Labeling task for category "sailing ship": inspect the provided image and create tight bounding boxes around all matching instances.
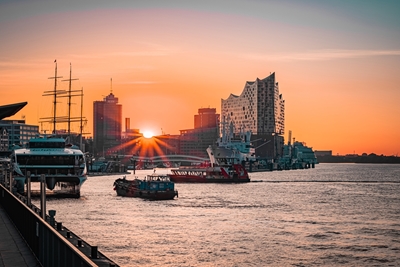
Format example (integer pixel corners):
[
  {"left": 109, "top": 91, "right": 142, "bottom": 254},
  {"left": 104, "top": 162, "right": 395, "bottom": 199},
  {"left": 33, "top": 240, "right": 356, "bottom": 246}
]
[{"left": 10, "top": 61, "right": 88, "bottom": 197}]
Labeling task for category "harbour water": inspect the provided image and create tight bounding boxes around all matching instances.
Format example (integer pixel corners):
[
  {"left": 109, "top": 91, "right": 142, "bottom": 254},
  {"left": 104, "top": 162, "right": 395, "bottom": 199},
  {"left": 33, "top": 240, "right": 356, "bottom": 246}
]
[{"left": 33, "top": 164, "right": 400, "bottom": 266}]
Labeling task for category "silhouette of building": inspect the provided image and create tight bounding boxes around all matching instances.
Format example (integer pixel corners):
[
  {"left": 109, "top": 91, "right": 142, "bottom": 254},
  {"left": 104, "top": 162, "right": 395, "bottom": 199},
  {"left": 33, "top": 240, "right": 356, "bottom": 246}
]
[
  {"left": 179, "top": 108, "right": 220, "bottom": 157},
  {"left": 194, "top": 108, "right": 219, "bottom": 129},
  {"left": 93, "top": 93, "right": 122, "bottom": 156}
]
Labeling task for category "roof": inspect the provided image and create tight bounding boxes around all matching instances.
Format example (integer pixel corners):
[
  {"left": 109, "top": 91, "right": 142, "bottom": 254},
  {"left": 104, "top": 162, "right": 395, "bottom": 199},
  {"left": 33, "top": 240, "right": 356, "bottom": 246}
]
[{"left": 0, "top": 102, "right": 27, "bottom": 120}]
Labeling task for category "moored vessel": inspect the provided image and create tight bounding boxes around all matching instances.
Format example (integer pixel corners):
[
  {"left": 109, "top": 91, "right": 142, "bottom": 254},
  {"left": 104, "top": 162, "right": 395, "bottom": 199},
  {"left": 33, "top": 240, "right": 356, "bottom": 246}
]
[
  {"left": 11, "top": 135, "right": 87, "bottom": 197},
  {"left": 113, "top": 174, "right": 178, "bottom": 200},
  {"left": 169, "top": 146, "right": 250, "bottom": 183}
]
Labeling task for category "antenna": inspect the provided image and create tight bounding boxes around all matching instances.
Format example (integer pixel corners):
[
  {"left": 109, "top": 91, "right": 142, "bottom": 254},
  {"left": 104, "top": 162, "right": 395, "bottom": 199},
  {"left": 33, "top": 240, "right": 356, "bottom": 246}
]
[{"left": 110, "top": 78, "right": 113, "bottom": 94}]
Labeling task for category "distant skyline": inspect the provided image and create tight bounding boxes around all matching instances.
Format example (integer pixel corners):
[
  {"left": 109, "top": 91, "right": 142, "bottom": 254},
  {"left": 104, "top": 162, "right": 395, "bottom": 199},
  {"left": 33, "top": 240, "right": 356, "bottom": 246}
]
[{"left": 1, "top": 0, "right": 399, "bottom": 155}]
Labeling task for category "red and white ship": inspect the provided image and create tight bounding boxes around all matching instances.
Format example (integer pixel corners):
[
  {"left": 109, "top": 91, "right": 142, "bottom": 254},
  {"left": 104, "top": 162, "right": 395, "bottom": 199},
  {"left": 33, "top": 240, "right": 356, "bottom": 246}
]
[{"left": 169, "top": 146, "right": 250, "bottom": 183}]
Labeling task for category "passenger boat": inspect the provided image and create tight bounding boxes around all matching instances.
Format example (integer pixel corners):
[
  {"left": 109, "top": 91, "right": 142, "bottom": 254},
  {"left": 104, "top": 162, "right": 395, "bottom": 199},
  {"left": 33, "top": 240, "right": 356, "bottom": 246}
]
[
  {"left": 113, "top": 174, "right": 178, "bottom": 200},
  {"left": 169, "top": 146, "right": 250, "bottom": 183},
  {"left": 11, "top": 135, "right": 87, "bottom": 197}
]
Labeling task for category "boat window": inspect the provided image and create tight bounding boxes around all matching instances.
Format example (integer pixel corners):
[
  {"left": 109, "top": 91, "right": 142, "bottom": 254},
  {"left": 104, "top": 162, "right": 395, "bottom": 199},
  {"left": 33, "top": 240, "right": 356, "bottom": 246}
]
[
  {"left": 16, "top": 155, "right": 76, "bottom": 165},
  {"left": 29, "top": 141, "right": 65, "bottom": 148}
]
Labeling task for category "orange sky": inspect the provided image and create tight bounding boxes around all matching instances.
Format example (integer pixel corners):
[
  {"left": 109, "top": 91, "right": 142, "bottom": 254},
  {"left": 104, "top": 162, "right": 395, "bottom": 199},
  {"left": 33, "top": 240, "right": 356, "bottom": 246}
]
[{"left": 1, "top": 1, "right": 400, "bottom": 155}]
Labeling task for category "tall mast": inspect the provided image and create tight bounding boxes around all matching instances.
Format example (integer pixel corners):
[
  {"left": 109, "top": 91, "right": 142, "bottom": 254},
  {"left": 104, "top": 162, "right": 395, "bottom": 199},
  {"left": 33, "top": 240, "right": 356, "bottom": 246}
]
[
  {"left": 62, "top": 63, "right": 79, "bottom": 138},
  {"left": 80, "top": 87, "right": 84, "bottom": 151},
  {"left": 47, "top": 60, "right": 63, "bottom": 134}
]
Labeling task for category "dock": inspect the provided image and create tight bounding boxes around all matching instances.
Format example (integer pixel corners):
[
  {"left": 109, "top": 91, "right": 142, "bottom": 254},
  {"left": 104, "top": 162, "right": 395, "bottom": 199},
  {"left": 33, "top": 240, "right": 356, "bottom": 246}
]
[
  {"left": 0, "top": 179, "right": 120, "bottom": 267},
  {"left": 0, "top": 205, "right": 40, "bottom": 266}
]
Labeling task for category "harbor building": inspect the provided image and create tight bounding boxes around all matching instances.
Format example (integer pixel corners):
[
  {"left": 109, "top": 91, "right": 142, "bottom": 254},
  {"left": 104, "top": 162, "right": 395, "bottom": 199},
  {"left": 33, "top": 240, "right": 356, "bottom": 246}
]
[
  {"left": 194, "top": 108, "right": 219, "bottom": 129},
  {"left": 221, "top": 72, "right": 285, "bottom": 159},
  {"left": 0, "top": 120, "right": 39, "bottom": 149},
  {"left": 0, "top": 127, "right": 8, "bottom": 152},
  {"left": 179, "top": 108, "right": 220, "bottom": 158},
  {"left": 93, "top": 92, "right": 122, "bottom": 156}
]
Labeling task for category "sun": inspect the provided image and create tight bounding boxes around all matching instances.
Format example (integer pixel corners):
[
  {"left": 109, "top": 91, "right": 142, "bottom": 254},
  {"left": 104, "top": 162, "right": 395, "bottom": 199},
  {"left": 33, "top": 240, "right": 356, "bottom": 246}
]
[{"left": 143, "top": 130, "right": 154, "bottom": 139}]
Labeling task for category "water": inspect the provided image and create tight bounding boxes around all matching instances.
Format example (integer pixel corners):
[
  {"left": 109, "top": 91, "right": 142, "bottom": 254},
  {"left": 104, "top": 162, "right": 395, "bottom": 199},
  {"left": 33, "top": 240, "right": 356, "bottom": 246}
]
[{"left": 34, "top": 164, "right": 400, "bottom": 266}]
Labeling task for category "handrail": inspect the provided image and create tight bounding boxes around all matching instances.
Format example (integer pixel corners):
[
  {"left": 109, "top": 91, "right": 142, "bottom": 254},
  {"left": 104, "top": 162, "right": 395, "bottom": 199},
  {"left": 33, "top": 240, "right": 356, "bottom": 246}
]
[{"left": 0, "top": 183, "right": 119, "bottom": 267}]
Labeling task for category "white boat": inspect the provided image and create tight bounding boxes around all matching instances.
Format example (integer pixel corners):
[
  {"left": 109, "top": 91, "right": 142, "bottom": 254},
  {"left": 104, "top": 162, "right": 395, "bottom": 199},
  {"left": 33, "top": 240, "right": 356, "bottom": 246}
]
[
  {"left": 213, "top": 119, "right": 256, "bottom": 165},
  {"left": 11, "top": 135, "right": 87, "bottom": 197}
]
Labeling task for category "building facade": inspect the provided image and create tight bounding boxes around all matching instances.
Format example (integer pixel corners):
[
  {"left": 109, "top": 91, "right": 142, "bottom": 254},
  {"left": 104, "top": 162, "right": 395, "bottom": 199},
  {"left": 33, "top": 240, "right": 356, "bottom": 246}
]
[
  {"left": 0, "top": 128, "right": 8, "bottom": 152},
  {"left": 93, "top": 93, "right": 122, "bottom": 156},
  {"left": 221, "top": 73, "right": 285, "bottom": 160},
  {"left": 0, "top": 120, "right": 39, "bottom": 149},
  {"left": 178, "top": 108, "right": 220, "bottom": 157},
  {"left": 179, "top": 127, "right": 219, "bottom": 158},
  {"left": 221, "top": 72, "right": 285, "bottom": 135},
  {"left": 194, "top": 108, "right": 220, "bottom": 129}
]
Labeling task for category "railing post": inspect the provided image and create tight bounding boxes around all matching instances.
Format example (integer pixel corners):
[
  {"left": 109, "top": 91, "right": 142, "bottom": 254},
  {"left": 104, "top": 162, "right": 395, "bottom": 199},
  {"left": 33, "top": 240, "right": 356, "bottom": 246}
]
[
  {"left": 9, "top": 171, "right": 13, "bottom": 192},
  {"left": 40, "top": 174, "right": 46, "bottom": 220},
  {"left": 49, "top": 210, "right": 56, "bottom": 227},
  {"left": 3, "top": 170, "right": 8, "bottom": 188},
  {"left": 27, "top": 171, "right": 31, "bottom": 207}
]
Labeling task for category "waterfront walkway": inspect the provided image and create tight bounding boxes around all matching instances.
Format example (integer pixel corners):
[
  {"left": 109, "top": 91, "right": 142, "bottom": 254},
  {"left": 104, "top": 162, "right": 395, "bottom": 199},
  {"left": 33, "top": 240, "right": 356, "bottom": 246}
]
[{"left": 0, "top": 205, "right": 40, "bottom": 267}]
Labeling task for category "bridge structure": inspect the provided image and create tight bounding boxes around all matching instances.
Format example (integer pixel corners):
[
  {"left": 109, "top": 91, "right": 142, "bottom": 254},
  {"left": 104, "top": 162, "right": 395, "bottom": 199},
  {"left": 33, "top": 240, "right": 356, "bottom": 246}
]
[{"left": 128, "top": 154, "right": 210, "bottom": 164}]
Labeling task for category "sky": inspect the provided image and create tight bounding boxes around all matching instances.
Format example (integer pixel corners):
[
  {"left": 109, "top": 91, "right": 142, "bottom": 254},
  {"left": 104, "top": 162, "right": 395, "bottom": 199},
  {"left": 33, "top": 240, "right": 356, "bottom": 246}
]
[{"left": 1, "top": 0, "right": 399, "bottom": 155}]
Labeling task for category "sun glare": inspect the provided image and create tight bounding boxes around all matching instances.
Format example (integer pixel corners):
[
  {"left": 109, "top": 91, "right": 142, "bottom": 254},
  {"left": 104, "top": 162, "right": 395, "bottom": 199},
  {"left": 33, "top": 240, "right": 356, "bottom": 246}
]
[{"left": 143, "top": 131, "right": 154, "bottom": 139}]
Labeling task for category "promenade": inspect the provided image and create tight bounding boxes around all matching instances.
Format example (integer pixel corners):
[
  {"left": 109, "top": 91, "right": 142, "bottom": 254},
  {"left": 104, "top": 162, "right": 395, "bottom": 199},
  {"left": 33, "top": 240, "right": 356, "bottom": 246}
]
[{"left": 0, "top": 205, "right": 40, "bottom": 267}]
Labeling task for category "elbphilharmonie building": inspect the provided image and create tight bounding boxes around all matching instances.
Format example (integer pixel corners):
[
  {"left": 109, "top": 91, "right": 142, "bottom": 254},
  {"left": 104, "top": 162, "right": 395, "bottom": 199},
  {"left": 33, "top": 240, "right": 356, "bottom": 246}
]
[{"left": 221, "top": 72, "right": 285, "bottom": 135}]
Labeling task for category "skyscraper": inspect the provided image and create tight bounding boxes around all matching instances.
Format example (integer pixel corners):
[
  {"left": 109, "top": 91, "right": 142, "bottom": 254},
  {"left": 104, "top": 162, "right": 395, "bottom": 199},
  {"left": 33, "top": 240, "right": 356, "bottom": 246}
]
[
  {"left": 93, "top": 93, "right": 122, "bottom": 155},
  {"left": 221, "top": 72, "right": 285, "bottom": 135}
]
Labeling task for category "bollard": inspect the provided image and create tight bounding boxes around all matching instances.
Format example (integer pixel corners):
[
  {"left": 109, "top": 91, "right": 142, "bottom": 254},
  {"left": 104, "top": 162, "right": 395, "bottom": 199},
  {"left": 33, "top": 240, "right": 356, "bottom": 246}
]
[
  {"left": 66, "top": 231, "right": 71, "bottom": 238},
  {"left": 57, "top": 222, "right": 63, "bottom": 231},
  {"left": 91, "top": 246, "right": 98, "bottom": 258},
  {"left": 77, "top": 239, "right": 83, "bottom": 247},
  {"left": 49, "top": 210, "right": 56, "bottom": 227}
]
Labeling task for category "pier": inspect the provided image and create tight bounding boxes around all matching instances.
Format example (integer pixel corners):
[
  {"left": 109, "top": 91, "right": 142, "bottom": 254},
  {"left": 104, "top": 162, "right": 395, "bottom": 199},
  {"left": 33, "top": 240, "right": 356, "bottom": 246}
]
[{"left": 0, "top": 168, "right": 120, "bottom": 267}]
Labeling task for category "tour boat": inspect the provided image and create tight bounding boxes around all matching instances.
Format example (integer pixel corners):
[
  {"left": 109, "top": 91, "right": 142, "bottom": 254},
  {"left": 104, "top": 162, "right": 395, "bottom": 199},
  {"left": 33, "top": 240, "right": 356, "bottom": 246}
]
[
  {"left": 11, "top": 136, "right": 87, "bottom": 197},
  {"left": 168, "top": 146, "right": 250, "bottom": 183},
  {"left": 113, "top": 174, "right": 178, "bottom": 200}
]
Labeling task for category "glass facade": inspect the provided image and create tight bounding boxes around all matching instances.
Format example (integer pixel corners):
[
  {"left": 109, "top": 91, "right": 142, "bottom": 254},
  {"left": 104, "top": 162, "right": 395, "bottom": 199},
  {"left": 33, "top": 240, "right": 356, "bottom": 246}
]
[
  {"left": 221, "top": 72, "right": 285, "bottom": 135},
  {"left": 93, "top": 93, "right": 122, "bottom": 155}
]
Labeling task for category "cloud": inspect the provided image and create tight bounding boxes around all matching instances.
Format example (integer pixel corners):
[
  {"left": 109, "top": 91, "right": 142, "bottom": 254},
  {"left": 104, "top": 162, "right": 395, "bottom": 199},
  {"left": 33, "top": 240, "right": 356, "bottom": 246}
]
[{"left": 241, "top": 49, "right": 400, "bottom": 62}]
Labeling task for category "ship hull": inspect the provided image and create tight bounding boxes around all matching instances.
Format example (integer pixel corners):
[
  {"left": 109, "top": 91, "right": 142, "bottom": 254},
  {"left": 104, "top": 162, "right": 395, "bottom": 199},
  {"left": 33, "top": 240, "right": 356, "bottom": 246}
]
[
  {"left": 169, "top": 175, "right": 250, "bottom": 183},
  {"left": 113, "top": 175, "right": 178, "bottom": 200},
  {"left": 115, "top": 187, "right": 177, "bottom": 200}
]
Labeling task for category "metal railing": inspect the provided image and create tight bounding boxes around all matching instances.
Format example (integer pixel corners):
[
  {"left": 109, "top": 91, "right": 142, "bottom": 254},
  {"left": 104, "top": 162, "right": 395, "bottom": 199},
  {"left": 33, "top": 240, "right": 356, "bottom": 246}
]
[{"left": 0, "top": 182, "right": 119, "bottom": 267}]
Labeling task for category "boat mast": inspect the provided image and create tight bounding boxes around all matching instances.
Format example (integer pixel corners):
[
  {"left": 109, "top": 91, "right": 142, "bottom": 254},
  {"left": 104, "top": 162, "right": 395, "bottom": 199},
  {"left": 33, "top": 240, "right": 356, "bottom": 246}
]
[
  {"left": 47, "top": 60, "right": 63, "bottom": 134},
  {"left": 80, "top": 87, "right": 84, "bottom": 151},
  {"left": 62, "top": 63, "right": 79, "bottom": 138}
]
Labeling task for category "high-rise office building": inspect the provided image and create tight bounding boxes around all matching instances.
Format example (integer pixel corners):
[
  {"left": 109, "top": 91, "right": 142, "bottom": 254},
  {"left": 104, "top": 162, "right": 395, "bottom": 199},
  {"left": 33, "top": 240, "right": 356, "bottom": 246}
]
[
  {"left": 93, "top": 93, "right": 122, "bottom": 155},
  {"left": 221, "top": 72, "right": 285, "bottom": 135}
]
